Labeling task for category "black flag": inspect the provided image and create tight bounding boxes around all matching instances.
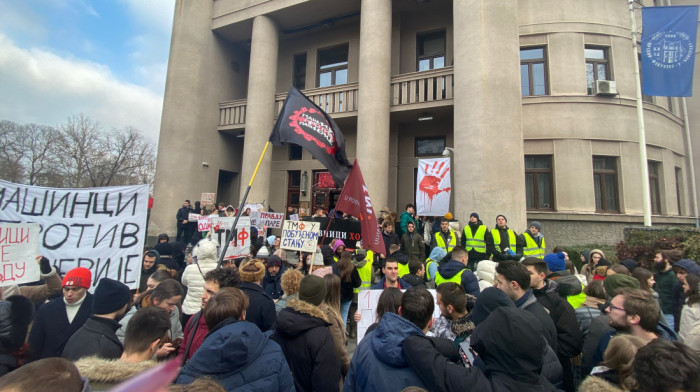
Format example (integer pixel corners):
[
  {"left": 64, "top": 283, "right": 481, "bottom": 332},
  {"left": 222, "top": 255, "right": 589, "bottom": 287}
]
[{"left": 269, "top": 86, "right": 352, "bottom": 186}]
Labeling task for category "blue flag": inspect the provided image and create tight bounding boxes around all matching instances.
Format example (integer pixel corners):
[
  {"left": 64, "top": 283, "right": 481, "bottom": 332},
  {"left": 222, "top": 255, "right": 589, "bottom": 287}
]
[{"left": 641, "top": 6, "right": 698, "bottom": 97}]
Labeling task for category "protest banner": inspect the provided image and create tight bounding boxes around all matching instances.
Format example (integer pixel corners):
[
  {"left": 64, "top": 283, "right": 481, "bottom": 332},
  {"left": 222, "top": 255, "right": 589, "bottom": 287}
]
[
  {"left": 281, "top": 220, "right": 321, "bottom": 252},
  {"left": 0, "top": 223, "right": 41, "bottom": 286},
  {"left": 243, "top": 203, "right": 264, "bottom": 214},
  {"left": 200, "top": 193, "right": 216, "bottom": 205},
  {"left": 197, "top": 216, "right": 212, "bottom": 232},
  {"left": 356, "top": 289, "right": 441, "bottom": 342},
  {"left": 250, "top": 211, "right": 284, "bottom": 228},
  {"left": 221, "top": 225, "right": 253, "bottom": 260},
  {"left": 416, "top": 157, "right": 451, "bottom": 216},
  {"left": 0, "top": 180, "right": 149, "bottom": 290},
  {"left": 304, "top": 217, "right": 361, "bottom": 248},
  {"left": 210, "top": 216, "right": 253, "bottom": 247}
]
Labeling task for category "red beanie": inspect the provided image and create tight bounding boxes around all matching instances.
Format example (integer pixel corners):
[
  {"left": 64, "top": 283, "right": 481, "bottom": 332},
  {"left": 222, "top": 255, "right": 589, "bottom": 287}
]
[{"left": 62, "top": 267, "right": 92, "bottom": 289}]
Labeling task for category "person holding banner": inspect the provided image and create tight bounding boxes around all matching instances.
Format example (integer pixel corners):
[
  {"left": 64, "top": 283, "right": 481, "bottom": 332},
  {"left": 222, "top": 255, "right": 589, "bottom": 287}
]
[{"left": 1, "top": 256, "right": 61, "bottom": 303}]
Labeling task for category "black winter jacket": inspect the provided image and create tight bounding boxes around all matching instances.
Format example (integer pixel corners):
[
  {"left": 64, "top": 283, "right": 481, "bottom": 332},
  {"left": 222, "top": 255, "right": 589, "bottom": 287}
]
[
  {"left": 62, "top": 317, "right": 123, "bottom": 361},
  {"left": 28, "top": 293, "right": 93, "bottom": 360},
  {"left": 240, "top": 282, "right": 276, "bottom": 332}
]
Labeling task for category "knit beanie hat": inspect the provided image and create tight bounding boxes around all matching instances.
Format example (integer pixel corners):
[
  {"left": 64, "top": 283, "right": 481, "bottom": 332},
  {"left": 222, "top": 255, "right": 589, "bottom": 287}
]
[
  {"left": 603, "top": 274, "right": 640, "bottom": 297},
  {"left": 544, "top": 253, "right": 566, "bottom": 272},
  {"left": 620, "top": 259, "right": 639, "bottom": 273},
  {"left": 444, "top": 212, "right": 453, "bottom": 220},
  {"left": 470, "top": 212, "right": 479, "bottom": 220},
  {"left": 298, "top": 275, "right": 327, "bottom": 306},
  {"left": 529, "top": 221, "right": 542, "bottom": 231},
  {"left": 93, "top": 278, "right": 131, "bottom": 315},
  {"left": 496, "top": 214, "right": 507, "bottom": 223},
  {"left": 240, "top": 260, "right": 266, "bottom": 282},
  {"left": 332, "top": 240, "right": 345, "bottom": 253},
  {"left": 266, "top": 255, "right": 283, "bottom": 269},
  {"left": 62, "top": 267, "right": 92, "bottom": 289},
  {"left": 590, "top": 249, "right": 606, "bottom": 260},
  {"left": 256, "top": 246, "right": 270, "bottom": 259},
  {"left": 267, "top": 236, "right": 276, "bottom": 247}
]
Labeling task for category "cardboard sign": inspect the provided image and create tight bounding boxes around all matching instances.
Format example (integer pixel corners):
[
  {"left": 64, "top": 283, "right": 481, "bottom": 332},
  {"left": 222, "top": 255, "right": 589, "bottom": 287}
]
[
  {"left": 281, "top": 220, "right": 321, "bottom": 252},
  {"left": 250, "top": 211, "right": 284, "bottom": 228},
  {"left": 188, "top": 213, "right": 201, "bottom": 222},
  {"left": 0, "top": 180, "right": 148, "bottom": 290},
  {"left": 289, "top": 214, "right": 299, "bottom": 221},
  {"left": 0, "top": 223, "right": 41, "bottom": 286},
  {"left": 357, "top": 289, "right": 441, "bottom": 342},
  {"left": 197, "top": 216, "right": 211, "bottom": 232},
  {"left": 200, "top": 193, "right": 216, "bottom": 205},
  {"left": 243, "top": 203, "right": 264, "bottom": 214},
  {"left": 221, "top": 225, "right": 252, "bottom": 260}
]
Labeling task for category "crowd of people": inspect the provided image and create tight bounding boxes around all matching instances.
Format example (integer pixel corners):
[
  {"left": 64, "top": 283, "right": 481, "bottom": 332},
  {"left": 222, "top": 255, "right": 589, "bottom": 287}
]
[{"left": 0, "top": 201, "right": 699, "bottom": 392}]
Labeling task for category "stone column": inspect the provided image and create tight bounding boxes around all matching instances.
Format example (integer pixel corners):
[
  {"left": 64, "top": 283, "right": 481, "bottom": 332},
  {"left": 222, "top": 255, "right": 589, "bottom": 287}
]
[
  {"left": 239, "top": 15, "right": 279, "bottom": 205},
  {"left": 357, "top": 0, "right": 392, "bottom": 210},
  {"left": 453, "top": 0, "right": 527, "bottom": 230}
]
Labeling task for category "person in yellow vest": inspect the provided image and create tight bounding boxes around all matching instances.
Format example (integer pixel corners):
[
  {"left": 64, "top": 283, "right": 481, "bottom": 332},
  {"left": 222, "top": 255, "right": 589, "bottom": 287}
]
[
  {"left": 352, "top": 248, "right": 375, "bottom": 294},
  {"left": 389, "top": 244, "right": 411, "bottom": 278},
  {"left": 434, "top": 246, "right": 480, "bottom": 297},
  {"left": 542, "top": 252, "right": 587, "bottom": 309},
  {"left": 486, "top": 214, "right": 523, "bottom": 262},
  {"left": 425, "top": 247, "right": 448, "bottom": 284},
  {"left": 520, "top": 221, "right": 545, "bottom": 259},
  {"left": 460, "top": 212, "right": 489, "bottom": 271},
  {"left": 431, "top": 218, "right": 457, "bottom": 253}
]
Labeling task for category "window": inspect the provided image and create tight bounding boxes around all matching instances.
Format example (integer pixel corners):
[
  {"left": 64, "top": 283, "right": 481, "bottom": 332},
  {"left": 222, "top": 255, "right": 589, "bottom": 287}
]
[
  {"left": 586, "top": 46, "right": 611, "bottom": 94},
  {"left": 289, "top": 144, "right": 302, "bottom": 160},
  {"left": 417, "top": 30, "right": 446, "bottom": 71},
  {"left": 415, "top": 136, "right": 446, "bottom": 157},
  {"left": 593, "top": 156, "right": 619, "bottom": 212},
  {"left": 525, "top": 156, "right": 554, "bottom": 210},
  {"left": 293, "top": 53, "right": 307, "bottom": 90},
  {"left": 318, "top": 44, "right": 348, "bottom": 87},
  {"left": 639, "top": 57, "right": 654, "bottom": 103},
  {"left": 287, "top": 171, "right": 301, "bottom": 208},
  {"left": 675, "top": 167, "right": 683, "bottom": 215},
  {"left": 649, "top": 161, "right": 662, "bottom": 214},
  {"left": 667, "top": 97, "right": 675, "bottom": 114},
  {"left": 520, "top": 47, "right": 548, "bottom": 96}
]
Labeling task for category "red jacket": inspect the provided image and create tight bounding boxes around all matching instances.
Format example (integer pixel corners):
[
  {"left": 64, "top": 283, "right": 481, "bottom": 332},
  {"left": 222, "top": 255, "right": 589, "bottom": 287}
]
[{"left": 176, "top": 312, "right": 209, "bottom": 364}]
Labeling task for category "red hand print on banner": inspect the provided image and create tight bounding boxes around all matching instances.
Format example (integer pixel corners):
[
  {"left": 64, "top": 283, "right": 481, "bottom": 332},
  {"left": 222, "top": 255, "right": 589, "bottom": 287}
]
[{"left": 419, "top": 160, "right": 451, "bottom": 206}]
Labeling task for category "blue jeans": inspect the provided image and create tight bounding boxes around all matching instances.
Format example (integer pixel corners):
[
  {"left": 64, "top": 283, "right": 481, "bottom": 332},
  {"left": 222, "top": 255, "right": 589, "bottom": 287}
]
[
  {"left": 340, "top": 300, "right": 352, "bottom": 329},
  {"left": 663, "top": 313, "right": 675, "bottom": 330}
]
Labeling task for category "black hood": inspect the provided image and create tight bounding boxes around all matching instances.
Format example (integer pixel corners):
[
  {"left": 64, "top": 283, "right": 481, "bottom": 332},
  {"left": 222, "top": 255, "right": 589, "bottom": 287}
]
[{"left": 471, "top": 287, "right": 515, "bottom": 326}]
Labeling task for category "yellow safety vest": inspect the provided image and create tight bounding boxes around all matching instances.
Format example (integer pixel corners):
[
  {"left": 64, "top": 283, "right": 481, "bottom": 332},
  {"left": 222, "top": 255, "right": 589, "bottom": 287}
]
[
  {"left": 398, "top": 262, "right": 410, "bottom": 278},
  {"left": 463, "top": 225, "right": 487, "bottom": 253},
  {"left": 354, "top": 260, "right": 374, "bottom": 294},
  {"left": 426, "top": 258, "right": 437, "bottom": 281},
  {"left": 434, "top": 230, "right": 457, "bottom": 252},
  {"left": 434, "top": 269, "right": 464, "bottom": 286},
  {"left": 522, "top": 233, "right": 545, "bottom": 259},
  {"left": 491, "top": 228, "right": 517, "bottom": 253},
  {"left": 567, "top": 287, "right": 587, "bottom": 309}
]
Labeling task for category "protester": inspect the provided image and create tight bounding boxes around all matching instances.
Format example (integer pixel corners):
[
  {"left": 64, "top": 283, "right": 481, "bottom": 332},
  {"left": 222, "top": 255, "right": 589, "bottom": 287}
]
[
  {"left": 0, "top": 357, "right": 90, "bottom": 392},
  {"left": 136, "top": 250, "right": 159, "bottom": 295},
  {"left": 400, "top": 221, "right": 425, "bottom": 264},
  {"left": 370, "top": 259, "right": 412, "bottom": 289},
  {"left": 355, "top": 287, "right": 403, "bottom": 334},
  {"left": 541, "top": 252, "right": 586, "bottom": 309},
  {"left": 176, "top": 200, "right": 192, "bottom": 243},
  {"left": 133, "top": 269, "right": 173, "bottom": 305},
  {"left": 0, "top": 256, "right": 61, "bottom": 302},
  {"left": 351, "top": 247, "right": 375, "bottom": 293},
  {"left": 476, "top": 259, "right": 497, "bottom": 291},
  {"left": 263, "top": 255, "right": 286, "bottom": 301},
  {"left": 398, "top": 203, "right": 417, "bottom": 237},
  {"left": 402, "top": 260, "right": 427, "bottom": 288},
  {"left": 576, "top": 280, "right": 607, "bottom": 337},
  {"left": 320, "top": 274, "right": 350, "bottom": 381},
  {"left": 28, "top": 267, "right": 94, "bottom": 359},
  {"left": 432, "top": 218, "right": 457, "bottom": 253},
  {"left": 181, "top": 238, "right": 219, "bottom": 326},
  {"left": 381, "top": 220, "right": 400, "bottom": 258},
  {"left": 431, "top": 283, "right": 476, "bottom": 345},
  {"left": 332, "top": 240, "right": 345, "bottom": 262},
  {"left": 63, "top": 278, "right": 131, "bottom": 361},
  {"left": 679, "top": 272, "right": 700, "bottom": 342},
  {"left": 275, "top": 269, "right": 303, "bottom": 314},
  {"left": 176, "top": 287, "right": 294, "bottom": 392},
  {"left": 581, "top": 249, "right": 606, "bottom": 283},
  {"left": 389, "top": 244, "right": 411, "bottom": 276},
  {"left": 579, "top": 335, "right": 646, "bottom": 392},
  {"left": 631, "top": 267, "right": 658, "bottom": 302},
  {"left": 0, "top": 295, "right": 34, "bottom": 376},
  {"left": 461, "top": 212, "right": 489, "bottom": 269},
  {"left": 337, "top": 252, "right": 360, "bottom": 328},
  {"left": 633, "top": 338, "right": 700, "bottom": 392},
  {"left": 520, "top": 221, "right": 545, "bottom": 259},
  {"left": 653, "top": 250, "right": 679, "bottom": 329},
  {"left": 425, "top": 247, "right": 447, "bottom": 283},
  {"left": 434, "top": 246, "right": 480, "bottom": 297},
  {"left": 239, "top": 259, "right": 276, "bottom": 332},
  {"left": 486, "top": 214, "right": 522, "bottom": 262}
]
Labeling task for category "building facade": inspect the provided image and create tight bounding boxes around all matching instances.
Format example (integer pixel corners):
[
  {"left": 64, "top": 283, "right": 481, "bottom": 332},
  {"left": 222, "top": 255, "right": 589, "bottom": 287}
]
[{"left": 151, "top": 0, "right": 699, "bottom": 248}]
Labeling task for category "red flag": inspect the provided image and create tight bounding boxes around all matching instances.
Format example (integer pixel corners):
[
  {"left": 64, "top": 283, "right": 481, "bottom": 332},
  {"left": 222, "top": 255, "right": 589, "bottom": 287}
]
[{"left": 334, "top": 159, "right": 386, "bottom": 255}]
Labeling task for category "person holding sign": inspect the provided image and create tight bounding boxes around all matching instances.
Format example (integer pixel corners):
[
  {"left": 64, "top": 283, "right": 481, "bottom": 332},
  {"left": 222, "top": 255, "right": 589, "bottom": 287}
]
[
  {"left": 28, "top": 267, "right": 94, "bottom": 359},
  {"left": 1, "top": 256, "right": 61, "bottom": 303}
]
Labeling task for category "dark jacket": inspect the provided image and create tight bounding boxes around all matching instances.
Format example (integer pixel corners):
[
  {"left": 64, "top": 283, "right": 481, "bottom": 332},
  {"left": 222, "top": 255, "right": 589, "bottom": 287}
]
[
  {"left": 400, "top": 232, "right": 425, "bottom": 263},
  {"left": 389, "top": 250, "right": 410, "bottom": 265},
  {"left": 460, "top": 221, "right": 491, "bottom": 263},
  {"left": 546, "top": 272, "right": 583, "bottom": 298},
  {"left": 344, "top": 312, "right": 429, "bottom": 391},
  {"left": 340, "top": 268, "right": 361, "bottom": 303},
  {"left": 486, "top": 226, "right": 523, "bottom": 261},
  {"left": 240, "top": 282, "right": 277, "bottom": 332},
  {"left": 515, "top": 290, "right": 558, "bottom": 352},
  {"left": 381, "top": 231, "right": 400, "bottom": 256},
  {"left": 62, "top": 317, "right": 123, "bottom": 361},
  {"left": 176, "top": 206, "right": 191, "bottom": 226},
  {"left": 176, "top": 318, "right": 294, "bottom": 392},
  {"left": 271, "top": 298, "right": 341, "bottom": 392},
  {"left": 370, "top": 277, "right": 412, "bottom": 290},
  {"left": 533, "top": 281, "right": 583, "bottom": 359},
  {"left": 655, "top": 268, "right": 678, "bottom": 315},
  {"left": 263, "top": 269, "right": 285, "bottom": 300},
  {"left": 436, "top": 260, "right": 480, "bottom": 297},
  {"left": 402, "top": 274, "right": 427, "bottom": 288},
  {"left": 28, "top": 293, "right": 93, "bottom": 359}
]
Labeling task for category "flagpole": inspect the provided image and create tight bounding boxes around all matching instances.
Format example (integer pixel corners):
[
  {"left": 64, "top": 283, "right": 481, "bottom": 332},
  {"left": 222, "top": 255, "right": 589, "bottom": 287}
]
[
  {"left": 217, "top": 141, "right": 272, "bottom": 266},
  {"left": 629, "top": 0, "right": 653, "bottom": 227},
  {"left": 320, "top": 215, "right": 337, "bottom": 248}
]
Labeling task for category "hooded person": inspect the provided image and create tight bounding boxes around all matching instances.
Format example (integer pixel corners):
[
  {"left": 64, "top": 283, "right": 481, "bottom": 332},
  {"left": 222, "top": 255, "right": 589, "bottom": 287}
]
[
  {"left": 181, "top": 239, "right": 219, "bottom": 320},
  {"left": 0, "top": 295, "right": 34, "bottom": 376},
  {"left": 351, "top": 248, "right": 375, "bottom": 293},
  {"left": 271, "top": 275, "right": 341, "bottom": 392},
  {"left": 672, "top": 259, "right": 700, "bottom": 332},
  {"left": 239, "top": 260, "right": 276, "bottom": 332},
  {"left": 543, "top": 252, "right": 585, "bottom": 308},
  {"left": 426, "top": 247, "right": 448, "bottom": 283},
  {"left": 263, "top": 256, "right": 286, "bottom": 300},
  {"left": 136, "top": 250, "right": 160, "bottom": 295}
]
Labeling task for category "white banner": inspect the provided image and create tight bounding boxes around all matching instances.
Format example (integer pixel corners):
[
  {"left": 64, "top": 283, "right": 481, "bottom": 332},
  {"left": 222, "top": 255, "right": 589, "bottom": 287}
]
[
  {"left": 416, "top": 157, "right": 451, "bottom": 216},
  {"left": 280, "top": 220, "right": 320, "bottom": 252},
  {"left": 357, "top": 289, "right": 441, "bottom": 342},
  {"left": 250, "top": 211, "right": 284, "bottom": 228},
  {"left": 0, "top": 180, "right": 149, "bottom": 290},
  {"left": 0, "top": 223, "right": 41, "bottom": 286}
]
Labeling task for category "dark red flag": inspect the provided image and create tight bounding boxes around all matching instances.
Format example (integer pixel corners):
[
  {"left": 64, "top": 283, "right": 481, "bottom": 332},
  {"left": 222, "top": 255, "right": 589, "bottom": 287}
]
[{"left": 333, "top": 159, "right": 386, "bottom": 255}]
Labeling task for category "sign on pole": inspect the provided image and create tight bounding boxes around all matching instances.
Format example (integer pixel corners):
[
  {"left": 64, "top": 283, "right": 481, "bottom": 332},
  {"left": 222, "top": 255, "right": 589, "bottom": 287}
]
[
  {"left": 0, "top": 223, "right": 41, "bottom": 286},
  {"left": 280, "top": 220, "right": 321, "bottom": 252}
]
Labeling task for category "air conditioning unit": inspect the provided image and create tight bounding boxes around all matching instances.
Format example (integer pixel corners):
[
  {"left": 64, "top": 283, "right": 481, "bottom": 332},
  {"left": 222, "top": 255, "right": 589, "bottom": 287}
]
[{"left": 594, "top": 80, "right": 617, "bottom": 96}]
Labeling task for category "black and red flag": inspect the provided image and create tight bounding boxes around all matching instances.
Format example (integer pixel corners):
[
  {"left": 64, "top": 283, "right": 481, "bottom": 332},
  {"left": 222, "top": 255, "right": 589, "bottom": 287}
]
[
  {"left": 270, "top": 86, "right": 352, "bottom": 185},
  {"left": 334, "top": 159, "right": 386, "bottom": 256}
]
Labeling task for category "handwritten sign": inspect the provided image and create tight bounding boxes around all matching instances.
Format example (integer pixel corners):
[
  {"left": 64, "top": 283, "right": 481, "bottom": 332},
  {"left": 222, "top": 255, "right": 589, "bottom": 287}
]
[
  {"left": 210, "top": 216, "right": 254, "bottom": 247},
  {"left": 222, "top": 225, "right": 252, "bottom": 260},
  {"left": 0, "top": 224, "right": 41, "bottom": 286},
  {"left": 0, "top": 180, "right": 148, "bottom": 290},
  {"left": 197, "top": 216, "right": 211, "bottom": 232},
  {"left": 243, "top": 203, "right": 264, "bottom": 214},
  {"left": 200, "top": 193, "right": 216, "bottom": 205},
  {"left": 289, "top": 214, "right": 299, "bottom": 221},
  {"left": 188, "top": 213, "right": 201, "bottom": 222},
  {"left": 281, "top": 220, "right": 321, "bottom": 252},
  {"left": 357, "top": 289, "right": 441, "bottom": 342},
  {"left": 250, "top": 211, "right": 284, "bottom": 228}
]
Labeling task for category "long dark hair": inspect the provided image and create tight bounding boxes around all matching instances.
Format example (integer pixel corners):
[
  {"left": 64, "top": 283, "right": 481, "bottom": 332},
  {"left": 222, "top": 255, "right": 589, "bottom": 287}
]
[
  {"left": 337, "top": 252, "right": 354, "bottom": 282},
  {"left": 631, "top": 268, "right": 654, "bottom": 293},
  {"left": 685, "top": 273, "right": 700, "bottom": 306}
]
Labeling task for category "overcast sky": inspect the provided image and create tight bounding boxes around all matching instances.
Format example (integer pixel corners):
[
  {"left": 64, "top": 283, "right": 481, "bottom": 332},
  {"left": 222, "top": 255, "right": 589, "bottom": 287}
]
[{"left": 0, "top": 0, "right": 175, "bottom": 143}]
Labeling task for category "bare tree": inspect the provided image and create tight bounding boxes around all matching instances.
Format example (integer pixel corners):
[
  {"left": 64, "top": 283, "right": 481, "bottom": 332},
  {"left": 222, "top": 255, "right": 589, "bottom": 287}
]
[
  {"left": 0, "top": 120, "right": 26, "bottom": 182},
  {"left": 23, "top": 123, "right": 60, "bottom": 185}
]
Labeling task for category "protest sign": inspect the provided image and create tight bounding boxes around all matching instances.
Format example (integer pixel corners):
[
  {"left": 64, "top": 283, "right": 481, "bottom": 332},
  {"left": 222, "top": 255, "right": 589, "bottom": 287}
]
[
  {"left": 188, "top": 213, "right": 200, "bottom": 222},
  {"left": 0, "top": 180, "right": 148, "bottom": 290},
  {"left": 250, "top": 211, "right": 284, "bottom": 228},
  {"left": 197, "top": 216, "right": 211, "bottom": 232},
  {"left": 304, "top": 217, "right": 361, "bottom": 248},
  {"left": 0, "top": 223, "right": 41, "bottom": 286},
  {"left": 289, "top": 214, "right": 299, "bottom": 221},
  {"left": 281, "top": 220, "right": 321, "bottom": 252},
  {"left": 211, "top": 216, "right": 253, "bottom": 247},
  {"left": 356, "top": 289, "right": 441, "bottom": 342},
  {"left": 243, "top": 203, "right": 264, "bottom": 214},
  {"left": 200, "top": 193, "right": 216, "bottom": 205},
  {"left": 221, "top": 225, "right": 253, "bottom": 260}
]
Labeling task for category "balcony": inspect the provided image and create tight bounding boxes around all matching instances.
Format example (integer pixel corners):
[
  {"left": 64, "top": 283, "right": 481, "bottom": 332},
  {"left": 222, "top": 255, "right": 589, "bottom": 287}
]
[{"left": 218, "top": 66, "right": 454, "bottom": 130}]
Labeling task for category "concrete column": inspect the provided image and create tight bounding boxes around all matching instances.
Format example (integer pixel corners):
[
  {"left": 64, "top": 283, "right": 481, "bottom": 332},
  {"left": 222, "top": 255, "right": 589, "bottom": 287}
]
[
  {"left": 239, "top": 15, "right": 279, "bottom": 205},
  {"left": 357, "top": 0, "right": 392, "bottom": 210},
  {"left": 453, "top": 0, "right": 527, "bottom": 230}
]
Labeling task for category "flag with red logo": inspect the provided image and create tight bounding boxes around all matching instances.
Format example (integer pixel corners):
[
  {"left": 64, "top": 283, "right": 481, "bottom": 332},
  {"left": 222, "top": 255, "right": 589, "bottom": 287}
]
[
  {"left": 333, "top": 159, "right": 385, "bottom": 255},
  {"left": 270, "top": 86, "right": 352, "bottom": 185}
]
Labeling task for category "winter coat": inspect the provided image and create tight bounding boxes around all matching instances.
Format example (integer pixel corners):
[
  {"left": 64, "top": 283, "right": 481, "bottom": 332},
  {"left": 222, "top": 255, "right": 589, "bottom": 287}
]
[
  {"left": 370, "top": 277, "right": 412, "bottom": 290},
  {"left": 581, "top": 314, "right": 612, "bottom": 372},
  {"left": 75, "top": 356, "right": 157, "bottom": 391},
  {"left": 679, "top": 301, "right": 700, "bottom": 342},
  {"left": 319, "top": 303, "right": 350, "bottom": 377},
  {"left": 344, "top": 312, "right": 429, "bottom": 391},
  {"left": 533, "top": 282, "right": 583, "bottom": 359},
  {"left": 515, "top": 290, "right": 558, "bottom": 352},
  {"left": 271, "top": 298, "right": 341, "bottom": 392},
  {"left": 476, "top": 260, "right": 497, "bottom": 291},
  {"left": 117, "top": 304, "right": 183, "bottom": 343},
  {"left": 176, "top": 311, "right": 209, "bottom": 365},
  {"left": 398, "top": 211, "right": 416, "bottom": 237},
  {"left": 400, "top": 232, "right": 425, "bottom": 263},
  {"left": 275, "top": 293, "right": 298, "bottom": 314},
  {"left": 381, "top": 231, "right": 400, "bottom": 256},
  {"left": 62, "top": 317, "right": 123, "bottom": 361},
  {"left": 240, "top": 282, "right": 277, "bottom": 332},
  {"left": 655, "top": 268, "right": 678, "bottom": 315},
  {"left": 1, "top": 267, "right": 61, "bottom": 302},
  {"left": 575, "top": 297, "right": 605, "bottom": 337},
  {"left": 28, "top": 293, "right": 93, "bottom": 359},
  {"left": 340, "top": 268, "right": 361, "bottom": 303},
  {"left": 264, "top": 270, "right": 286, "bottom": 301},
  {"left": 180, "top": 239, "right": 219, "bottom": 315},
  {"left": 436, "top": 260, "right": 481, "bottom": 297},
  {"left": 402, "top": 273, "right": 427, "bottom": 288},
  {"left": 683, "top": 322, "right": 700, "bottom": 350},
  {"left": 578, "top": 375, "right": 625, "bottom": 392},
  {"left": 430, "top": 313, "right": 476, "bottom": 344},
  {"left": 176, "top": 318, "right": 294, "bottom": 392}
]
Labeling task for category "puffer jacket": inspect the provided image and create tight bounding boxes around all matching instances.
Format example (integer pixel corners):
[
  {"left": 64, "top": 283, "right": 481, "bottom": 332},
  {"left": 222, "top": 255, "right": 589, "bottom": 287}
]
[
  {"left": 436, "top": 260, "right": 480, "bottom": 297},
  {"left": 176, "top": 318, "right": 294, "bottom": 392},
  {"left": 181, "top": 239, "right": 219, "bottom": 315}
]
